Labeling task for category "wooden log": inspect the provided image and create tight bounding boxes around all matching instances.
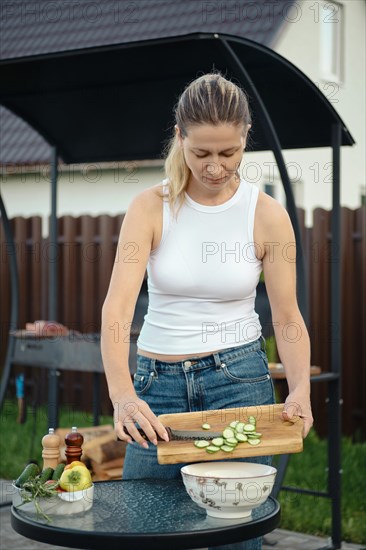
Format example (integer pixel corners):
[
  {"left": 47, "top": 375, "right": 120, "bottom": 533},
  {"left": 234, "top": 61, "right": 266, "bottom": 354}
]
[
  {"left": 82, "top": 433, "right": 126, "bottom": 464},
  {"left": 84, "top": 440, "right": 126, "bottom": 464},
  {"left": 55, "top": 425, "right": 113, "bottom": 442},
  {"left": 90, "top": 457, "right": 124, "bottom": 474},
  {"left": 92, "top": 471, "right": 110, "bottom": 481},
  {"left": 102, "top": 467, "right": 123, "bottom": 479},
  {"left": 55, "top": 425, "right": 113, "bottom": 462},
  {"left": 90, "top": 458, "right": 124, "bottom": 481}
]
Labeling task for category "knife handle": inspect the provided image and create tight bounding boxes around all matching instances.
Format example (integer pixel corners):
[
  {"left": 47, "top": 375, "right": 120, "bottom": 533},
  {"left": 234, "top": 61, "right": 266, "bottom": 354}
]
[{"left": 117, "top": 426, "right": 172, "bottom": 442}]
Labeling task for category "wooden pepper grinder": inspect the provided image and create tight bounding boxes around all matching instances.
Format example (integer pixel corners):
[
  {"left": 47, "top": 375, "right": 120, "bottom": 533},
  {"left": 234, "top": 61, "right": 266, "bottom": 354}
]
[
  {"left": 65, "top": 426, "right": 84, "bottom": 464},
  {"left": 42, "top": 428, "right": 61, "bottom": 469}
]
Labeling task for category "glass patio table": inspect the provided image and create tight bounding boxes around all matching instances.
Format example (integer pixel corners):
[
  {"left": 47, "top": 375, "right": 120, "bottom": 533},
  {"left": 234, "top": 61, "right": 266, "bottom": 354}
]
[{"left": 11, "top": 479, "right": 280, "bottom": 550}]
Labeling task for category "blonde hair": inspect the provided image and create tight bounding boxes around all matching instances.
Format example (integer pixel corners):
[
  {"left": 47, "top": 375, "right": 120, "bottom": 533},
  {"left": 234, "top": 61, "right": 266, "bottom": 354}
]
[{"left": 156, "top": 70, "right": 252, "bottom": 218}]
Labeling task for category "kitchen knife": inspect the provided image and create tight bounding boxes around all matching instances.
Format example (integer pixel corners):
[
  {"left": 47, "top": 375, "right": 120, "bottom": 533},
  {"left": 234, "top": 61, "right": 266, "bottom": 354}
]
[{"left": 120, "top": 426, "right": 223, "bottom": 442}]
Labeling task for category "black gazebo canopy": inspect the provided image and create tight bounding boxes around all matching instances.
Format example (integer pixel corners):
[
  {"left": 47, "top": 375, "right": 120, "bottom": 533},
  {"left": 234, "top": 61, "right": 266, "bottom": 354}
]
[
  {"left": 0, "top": 32, "right": 354, "bottom": 163},
  {"left": 0, "top": 32, "right": 355, "bottom": 549}
]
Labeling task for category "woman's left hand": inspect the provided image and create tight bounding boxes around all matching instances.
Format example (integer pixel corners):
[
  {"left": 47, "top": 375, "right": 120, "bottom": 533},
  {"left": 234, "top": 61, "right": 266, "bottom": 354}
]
[{"left": 281, "top": 391, "right": 314, "bottom": 438}]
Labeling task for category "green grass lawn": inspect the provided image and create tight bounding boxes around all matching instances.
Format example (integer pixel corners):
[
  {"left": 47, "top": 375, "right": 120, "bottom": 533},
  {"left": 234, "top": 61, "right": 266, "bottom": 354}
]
[
  {"left": 1, "top": 400, "right": 365, "bottom": 544},
  {"left": 274, "top": 430, "right": 366, "bottom": 544},
  {"left": 0, "top": 400, "right": 113, "bottom": 479}
]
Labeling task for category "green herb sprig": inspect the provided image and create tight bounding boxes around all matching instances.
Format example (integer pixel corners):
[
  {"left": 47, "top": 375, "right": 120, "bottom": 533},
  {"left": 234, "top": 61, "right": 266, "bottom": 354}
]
[{"left": 19, "top": 479, "right": 59, "bottom": 522}]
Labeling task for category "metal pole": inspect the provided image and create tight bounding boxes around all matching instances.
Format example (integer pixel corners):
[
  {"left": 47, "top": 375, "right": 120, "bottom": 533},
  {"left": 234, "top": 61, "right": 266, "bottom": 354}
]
[
  {"left": 0, "top": 192, "right": 19, "bottom": 409},
  {"left": 220, "top": 41, "right": 345, "bottom": 546},
  {"left": 48, "top": 146, "right": 59, "bottom": 429},
  {"left": 328, "top": 122, "right": 342, "bottom": 548},
  {"left": 220, "top": 38, "right": 309, "bottom": 326},
  {"left": 49, "top": 146, "right": 58, "bottom": 322},
  {"left": 93, "top": 373, "right": 101, "bottom": 426}
]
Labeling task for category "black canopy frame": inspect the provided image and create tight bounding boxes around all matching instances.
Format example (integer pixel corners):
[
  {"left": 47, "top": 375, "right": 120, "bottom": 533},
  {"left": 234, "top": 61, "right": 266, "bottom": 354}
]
[{"left": 0, "top": 32, "right": 355, "bottom": 549}]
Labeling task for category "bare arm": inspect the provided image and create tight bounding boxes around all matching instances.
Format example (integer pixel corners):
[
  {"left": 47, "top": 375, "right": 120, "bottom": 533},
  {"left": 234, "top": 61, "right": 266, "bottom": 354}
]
[
  {"left": 101, "top": 188, "right": 169, "bottom": 447},
  {"left": 260, "top": 197, "right": 314, "bottom": 437}
]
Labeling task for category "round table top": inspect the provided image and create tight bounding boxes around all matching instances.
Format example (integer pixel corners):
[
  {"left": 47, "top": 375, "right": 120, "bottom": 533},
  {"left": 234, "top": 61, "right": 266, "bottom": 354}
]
[{"left": 11, "top": 479, "right": 280, "bottom": 550}]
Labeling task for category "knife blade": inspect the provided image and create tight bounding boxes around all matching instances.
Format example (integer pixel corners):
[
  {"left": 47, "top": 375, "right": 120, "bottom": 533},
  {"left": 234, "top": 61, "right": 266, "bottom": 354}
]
[{"left": 121, "top": 426, "right": 223, "bottom": 442}]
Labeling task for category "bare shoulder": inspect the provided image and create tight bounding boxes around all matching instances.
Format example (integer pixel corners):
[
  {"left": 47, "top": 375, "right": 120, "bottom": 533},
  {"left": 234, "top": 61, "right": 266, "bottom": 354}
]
[
  {"left": 128, "top": 183, "right": 164, "bottom": 213},
  {"left": 123, "top": 184, "right": 164, "bottom": 228},
  {"left": 254, "top": 190, "right": 294, "bottom": 258},
  {"left": 256, "top": 190, "right": 291, "bottom": 224},
  {"left": 123, "top": 183, "right": 165, "bottom": 251}
]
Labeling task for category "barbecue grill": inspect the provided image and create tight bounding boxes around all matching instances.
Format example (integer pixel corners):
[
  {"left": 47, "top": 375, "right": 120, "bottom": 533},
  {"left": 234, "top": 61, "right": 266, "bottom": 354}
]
[{"left": 7, "top": 285, "right": 148, "bottom": 425}]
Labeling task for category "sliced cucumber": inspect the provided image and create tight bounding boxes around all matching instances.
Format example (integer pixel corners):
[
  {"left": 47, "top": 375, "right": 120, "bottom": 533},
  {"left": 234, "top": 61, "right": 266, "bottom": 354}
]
[
  {"left": 229, "top": 421, "right": 239, "bottom": 429},
  {"left": 224, "top": 437, "right": 239, "bottom": 446},
  {"left": 243, "top": 424, "right": 256, "bottom": 432},
  {"left": 235, "top": 422, "right": 245, "bottom": 433},
  {"left": 248, "top": 438, "right": 261, "bottom": 445},
  {"left": 223, "top": 442, "right": 237, "bottom": 448},
  {"left": 194, "top": 440, "right": 210, "bottom": 448},
  {"left": 223, "top": 428, "right": 235, "bottom": 439},
  {"left": 206, "top": 445, "right": 221, "bottom": 453},
  {"left": 221, "top": 445, "right": 235, "bottom": 452},
  {"left": 211, "top": 437, "right": 224, "bottom": 447},
  {"left": 194, "top": 418, "right": 263, "bottom": 454}
]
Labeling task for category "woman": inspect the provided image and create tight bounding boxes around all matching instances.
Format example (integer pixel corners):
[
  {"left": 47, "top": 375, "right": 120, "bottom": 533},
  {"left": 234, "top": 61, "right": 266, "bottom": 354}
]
[{"left": 101, "top": 72, "right": 313, "bottom": 550}]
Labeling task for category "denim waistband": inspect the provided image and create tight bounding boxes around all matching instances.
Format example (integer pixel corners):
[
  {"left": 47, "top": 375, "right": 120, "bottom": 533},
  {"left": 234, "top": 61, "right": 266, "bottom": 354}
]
[{"left": 136, "top": 335, "right": 266, "bottom": 374}]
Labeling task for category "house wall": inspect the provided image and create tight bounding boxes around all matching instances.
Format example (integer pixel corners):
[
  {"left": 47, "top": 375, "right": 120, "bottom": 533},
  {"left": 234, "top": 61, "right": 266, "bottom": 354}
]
[
  {"left": 271, "top": 0, "right": 365, "bottom": 220},
  {"left": 1, "top": 165, "right": 165, "bottom": 237}
]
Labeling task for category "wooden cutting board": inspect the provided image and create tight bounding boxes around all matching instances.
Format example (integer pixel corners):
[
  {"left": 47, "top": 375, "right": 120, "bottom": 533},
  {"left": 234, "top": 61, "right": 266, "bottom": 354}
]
[{"left": 157, "top": 404, "right": 303, "bottom": 464}]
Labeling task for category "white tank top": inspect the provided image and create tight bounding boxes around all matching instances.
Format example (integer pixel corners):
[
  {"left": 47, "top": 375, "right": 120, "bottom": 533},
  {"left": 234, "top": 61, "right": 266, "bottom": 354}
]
[{"left": 136, "top": 177, "right": 263, "bottom": 354}]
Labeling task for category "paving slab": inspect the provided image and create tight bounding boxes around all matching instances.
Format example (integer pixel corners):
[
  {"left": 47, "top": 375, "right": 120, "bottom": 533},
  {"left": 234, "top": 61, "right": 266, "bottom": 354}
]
[{"left": 263, "top": 529, "right": 365, "bottom": 549}]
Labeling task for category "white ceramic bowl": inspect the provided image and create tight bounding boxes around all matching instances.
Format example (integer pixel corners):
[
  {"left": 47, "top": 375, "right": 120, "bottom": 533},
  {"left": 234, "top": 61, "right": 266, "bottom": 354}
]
[
  {"left": 12, "top": 483, "right": 94, "bottom": 516},
  {"left": 181, "top": 462, "right": 277, "bottom": 519}
]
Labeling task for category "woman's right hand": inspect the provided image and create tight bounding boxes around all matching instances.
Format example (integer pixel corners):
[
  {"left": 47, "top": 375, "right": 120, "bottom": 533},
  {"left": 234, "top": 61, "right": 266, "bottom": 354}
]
[{"left": 112, "top": 392, "right": 170, "bottom": 448}]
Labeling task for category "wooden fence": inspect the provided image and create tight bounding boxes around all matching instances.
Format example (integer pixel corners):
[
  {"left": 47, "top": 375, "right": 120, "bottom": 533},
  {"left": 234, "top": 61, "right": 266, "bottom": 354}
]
[{"left": 0, "top": 206, "right": 365, "bottom": 438}]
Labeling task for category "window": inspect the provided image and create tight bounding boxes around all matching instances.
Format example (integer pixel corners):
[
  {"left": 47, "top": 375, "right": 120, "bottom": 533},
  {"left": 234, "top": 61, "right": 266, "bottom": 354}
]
[
  {"left": 263, "top": 179, "right": 282, "bottom": 203},
  {"left": 320, "top": 1, "right": 343, "bottom": 83},
  {"left": 263, "top": 177, "right": 304, "bottom": 209},
  {"left": 360, "top": 186, "right": 366, "bottom": 207},
  {"left": 264, "top": 183, "right": 275, "bottom": 198}
]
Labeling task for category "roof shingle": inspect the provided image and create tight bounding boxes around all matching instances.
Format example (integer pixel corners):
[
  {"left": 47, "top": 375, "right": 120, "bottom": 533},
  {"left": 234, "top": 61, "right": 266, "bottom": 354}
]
[{"left": 0, "top": 0, "right": 294, "bottom": 164}]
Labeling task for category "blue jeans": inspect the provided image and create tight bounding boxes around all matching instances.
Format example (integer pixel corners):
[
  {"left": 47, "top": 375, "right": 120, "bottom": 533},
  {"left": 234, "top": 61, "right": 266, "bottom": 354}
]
[{"left": 123, "top": 336, "right": 276, "bottom": 550}]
